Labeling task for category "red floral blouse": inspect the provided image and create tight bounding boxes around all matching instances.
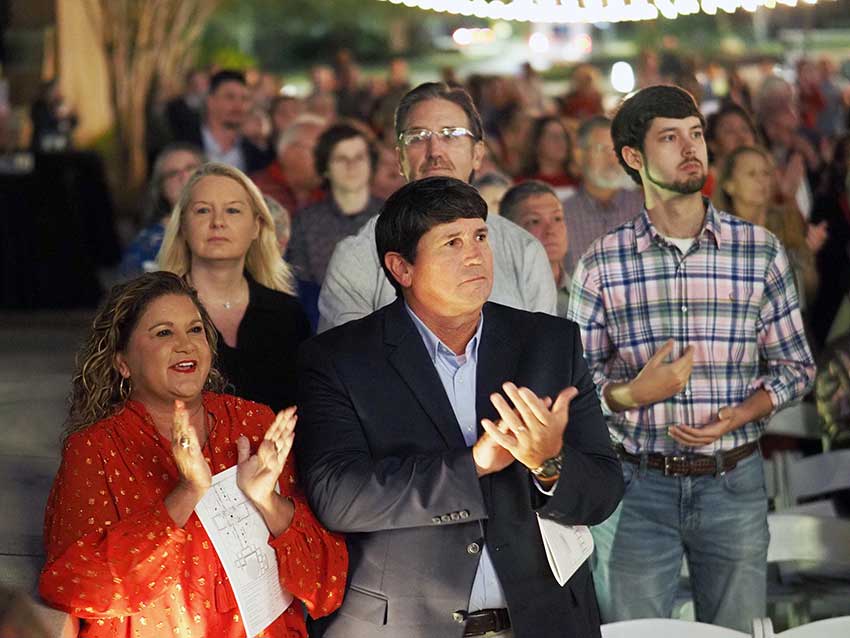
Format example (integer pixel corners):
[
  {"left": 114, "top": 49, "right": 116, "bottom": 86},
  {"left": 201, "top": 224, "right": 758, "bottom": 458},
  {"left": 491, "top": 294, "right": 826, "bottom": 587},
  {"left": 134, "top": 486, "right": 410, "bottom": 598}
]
[{"left": 39, "top": 393, "right": 347, "bottom": 638}]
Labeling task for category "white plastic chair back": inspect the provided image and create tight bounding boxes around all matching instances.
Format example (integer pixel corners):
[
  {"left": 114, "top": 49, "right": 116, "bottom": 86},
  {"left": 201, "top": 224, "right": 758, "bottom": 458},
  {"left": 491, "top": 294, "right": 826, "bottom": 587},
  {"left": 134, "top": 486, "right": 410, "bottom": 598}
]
[
  {"left": 601, "top": 618, "right": 750, "bottom": 638},
  {"left": 767, "top": 514, "right": 850, "bottom": 566},
  {"left": 774, "top": 616, "right": 850, "bottom": 638}
]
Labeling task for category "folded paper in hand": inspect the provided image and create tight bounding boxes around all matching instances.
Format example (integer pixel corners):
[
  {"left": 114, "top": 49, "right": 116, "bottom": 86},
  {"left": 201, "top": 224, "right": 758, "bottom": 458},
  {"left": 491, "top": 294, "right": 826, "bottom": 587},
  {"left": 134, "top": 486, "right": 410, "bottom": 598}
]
[
  {"left": 536, "top": 515, "right": 594, "bottom": 586},
  {"left": 194, "top": 466, "right": 293, "bottom": 637}
]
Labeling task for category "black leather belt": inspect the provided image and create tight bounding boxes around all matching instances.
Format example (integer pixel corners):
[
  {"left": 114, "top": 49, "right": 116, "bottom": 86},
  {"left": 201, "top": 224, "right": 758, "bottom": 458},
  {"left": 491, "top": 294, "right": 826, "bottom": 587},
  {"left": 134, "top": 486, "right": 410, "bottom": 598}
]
[
  {"left": 462, "top": 608, "right": 511, "bottom": 636},
  {"left": 616, "top": 441, "right": 759, "bottom": 477}
]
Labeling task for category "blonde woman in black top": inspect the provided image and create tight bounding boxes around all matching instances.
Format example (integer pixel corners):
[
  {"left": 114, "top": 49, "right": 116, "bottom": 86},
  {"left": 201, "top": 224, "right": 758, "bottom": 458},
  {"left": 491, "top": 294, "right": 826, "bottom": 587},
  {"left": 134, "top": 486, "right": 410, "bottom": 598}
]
[{"left": 158, "top": 162, "right": 310, "bottom": 411}]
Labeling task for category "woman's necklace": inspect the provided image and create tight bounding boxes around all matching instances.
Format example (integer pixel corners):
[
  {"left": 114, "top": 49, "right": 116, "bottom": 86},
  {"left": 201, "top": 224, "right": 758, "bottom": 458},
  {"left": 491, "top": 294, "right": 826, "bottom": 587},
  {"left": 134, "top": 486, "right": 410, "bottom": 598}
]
[{"left": 186, "top": 272, "right": 247, "bottom": 309}]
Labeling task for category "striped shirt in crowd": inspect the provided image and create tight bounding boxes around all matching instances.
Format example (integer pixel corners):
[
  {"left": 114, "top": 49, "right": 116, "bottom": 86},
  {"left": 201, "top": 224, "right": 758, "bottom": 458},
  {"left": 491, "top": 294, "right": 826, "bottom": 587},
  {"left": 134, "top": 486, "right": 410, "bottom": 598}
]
[{"left": 567, "top": 201, "right": 816, "bottom": 455}]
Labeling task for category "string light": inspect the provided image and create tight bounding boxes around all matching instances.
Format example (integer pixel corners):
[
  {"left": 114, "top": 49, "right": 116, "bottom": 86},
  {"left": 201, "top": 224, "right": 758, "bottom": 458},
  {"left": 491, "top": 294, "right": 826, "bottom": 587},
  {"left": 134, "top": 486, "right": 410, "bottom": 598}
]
[{"left": 381, "top": 0, "right": 825, "bottom": 22}]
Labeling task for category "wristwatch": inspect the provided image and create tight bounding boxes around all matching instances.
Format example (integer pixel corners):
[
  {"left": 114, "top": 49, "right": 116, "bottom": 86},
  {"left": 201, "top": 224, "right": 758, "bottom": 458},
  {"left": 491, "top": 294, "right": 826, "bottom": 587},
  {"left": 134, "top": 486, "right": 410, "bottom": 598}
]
[{"left": 531, "top": 452, "right": 563, "bottom": 479}]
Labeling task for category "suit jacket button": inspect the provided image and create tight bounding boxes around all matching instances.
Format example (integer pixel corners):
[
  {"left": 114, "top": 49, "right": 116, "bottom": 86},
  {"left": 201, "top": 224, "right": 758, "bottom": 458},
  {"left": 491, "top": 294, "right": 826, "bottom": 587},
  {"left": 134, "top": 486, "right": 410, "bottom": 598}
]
[
  {"left": 459, "top": 510, "right": 469, "bottom": 519},
  {"left": 452, "top": 611, "right": 467, "bottom": 623},
  {"left": 450, "top": 512, "right": 460, "bottom": 521},
  {"left": 441, "top": 514, "right": 452, "bottom": 523},
  {"left": 467, "top": 542, "right": 481, "bottom": 554},
  {"left": 432, "top": 516, "right": 442, "bottom": 524}
]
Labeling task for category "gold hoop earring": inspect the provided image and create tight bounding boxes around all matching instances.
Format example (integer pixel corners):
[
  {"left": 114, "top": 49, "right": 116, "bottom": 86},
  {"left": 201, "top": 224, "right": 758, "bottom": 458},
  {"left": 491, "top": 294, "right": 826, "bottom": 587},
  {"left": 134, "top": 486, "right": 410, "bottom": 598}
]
[{"left": 119, "top": 376, "right": 132, "bottom": 401}]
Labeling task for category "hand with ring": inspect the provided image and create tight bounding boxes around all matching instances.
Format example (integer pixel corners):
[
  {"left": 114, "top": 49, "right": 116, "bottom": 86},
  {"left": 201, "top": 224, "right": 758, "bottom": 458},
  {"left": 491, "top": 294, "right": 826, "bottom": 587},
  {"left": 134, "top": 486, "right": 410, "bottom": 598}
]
[
  {"left": 171, "top": 399, "right": 212, "bottom": 492},
  {"left": 236, "top": 406, "right": 297, "bottom": 508}
]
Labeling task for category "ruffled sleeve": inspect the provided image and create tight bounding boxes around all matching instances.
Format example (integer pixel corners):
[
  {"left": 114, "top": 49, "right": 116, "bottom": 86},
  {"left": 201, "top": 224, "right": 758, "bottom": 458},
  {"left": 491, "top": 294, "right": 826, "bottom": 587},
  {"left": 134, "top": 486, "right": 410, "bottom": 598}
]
[{"left": 39, "top": 427, "right": 187, "bottom": 618}]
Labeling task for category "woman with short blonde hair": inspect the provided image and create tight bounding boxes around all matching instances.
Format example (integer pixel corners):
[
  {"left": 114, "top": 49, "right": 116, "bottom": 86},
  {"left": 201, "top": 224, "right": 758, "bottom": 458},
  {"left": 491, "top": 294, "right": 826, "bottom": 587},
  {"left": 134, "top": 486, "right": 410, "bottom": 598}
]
[{"left": 157, "top": 162, "right": 310, "bottom": 412}]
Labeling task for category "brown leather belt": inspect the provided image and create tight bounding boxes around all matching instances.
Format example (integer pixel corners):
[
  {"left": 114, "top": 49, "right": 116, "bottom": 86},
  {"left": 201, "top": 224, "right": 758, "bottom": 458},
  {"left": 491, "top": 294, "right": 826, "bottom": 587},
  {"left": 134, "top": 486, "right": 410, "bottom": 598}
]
[
  {"left": 462, "top": 608, "right": 511, "bottom": 636},
  {"left": 616, "top": 441, "right": 759, "bottom": 477}
]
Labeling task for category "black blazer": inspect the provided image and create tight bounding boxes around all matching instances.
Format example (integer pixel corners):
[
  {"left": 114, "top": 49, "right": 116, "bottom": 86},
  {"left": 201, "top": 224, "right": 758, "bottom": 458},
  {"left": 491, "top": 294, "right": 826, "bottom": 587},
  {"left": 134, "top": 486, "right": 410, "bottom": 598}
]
[
  {"left": 176, "top": 122, "right": 273, "bottom": 174},
  {"left": 295, "top": 299, "right": 624, "bottom": 638},
  {"left": 216, "top": 278, "right": 310, "bottom": 412}
]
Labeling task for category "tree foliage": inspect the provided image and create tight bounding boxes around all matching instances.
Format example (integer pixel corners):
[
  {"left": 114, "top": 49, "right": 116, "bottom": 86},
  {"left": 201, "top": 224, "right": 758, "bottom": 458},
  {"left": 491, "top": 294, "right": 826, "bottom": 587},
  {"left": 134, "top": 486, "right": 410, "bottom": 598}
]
[
  {"left": 200, "top": 0, "right": 432, "bottom": 72},
  {"left": 83, "top": 0, "right": 222, "bottom": 195}
]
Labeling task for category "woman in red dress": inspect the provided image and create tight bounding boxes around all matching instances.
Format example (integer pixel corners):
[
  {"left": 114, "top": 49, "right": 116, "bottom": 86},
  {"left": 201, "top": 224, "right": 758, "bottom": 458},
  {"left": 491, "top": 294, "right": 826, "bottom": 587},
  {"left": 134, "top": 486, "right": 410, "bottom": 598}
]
[{"left": 39, "top": 272, "right": 347, "bottom": 638}]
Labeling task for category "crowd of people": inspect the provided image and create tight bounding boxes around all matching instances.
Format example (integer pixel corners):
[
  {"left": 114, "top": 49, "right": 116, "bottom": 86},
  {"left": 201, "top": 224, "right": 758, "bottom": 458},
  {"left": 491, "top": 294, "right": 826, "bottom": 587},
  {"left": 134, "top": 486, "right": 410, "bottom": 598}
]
[{"left": 20, "top": 47, "right": 850, "bottom": 638}]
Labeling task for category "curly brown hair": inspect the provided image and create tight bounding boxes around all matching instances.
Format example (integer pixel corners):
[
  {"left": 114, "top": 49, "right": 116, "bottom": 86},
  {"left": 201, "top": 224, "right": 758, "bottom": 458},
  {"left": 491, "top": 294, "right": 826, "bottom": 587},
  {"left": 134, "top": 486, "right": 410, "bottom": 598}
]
[{"left": 64, "top": 272, "right": 226, "bottom": 441}]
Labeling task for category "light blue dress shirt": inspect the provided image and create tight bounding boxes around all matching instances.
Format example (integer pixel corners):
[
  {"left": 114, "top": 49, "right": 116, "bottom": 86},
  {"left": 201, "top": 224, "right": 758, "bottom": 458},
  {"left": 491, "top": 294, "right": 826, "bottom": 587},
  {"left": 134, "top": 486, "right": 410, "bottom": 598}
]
[
  {"left": 405, "top": 305, "right": 508, "bottom": 612},
  {"left": 201, "top": 125, "right": 246, "bottom": 172}
]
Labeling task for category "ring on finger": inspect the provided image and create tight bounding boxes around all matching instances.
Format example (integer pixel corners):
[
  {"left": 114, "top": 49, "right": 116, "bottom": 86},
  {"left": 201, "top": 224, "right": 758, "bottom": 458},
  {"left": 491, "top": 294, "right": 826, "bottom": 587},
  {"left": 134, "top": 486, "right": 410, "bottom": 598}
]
[{"left": 179, "top": 436, "right": 191, "bottom": 449}]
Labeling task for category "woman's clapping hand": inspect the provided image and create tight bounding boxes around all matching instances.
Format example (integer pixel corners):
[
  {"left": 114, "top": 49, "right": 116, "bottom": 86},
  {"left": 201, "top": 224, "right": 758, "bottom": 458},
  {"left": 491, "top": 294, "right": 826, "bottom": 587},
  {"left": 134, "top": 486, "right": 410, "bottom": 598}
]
[
  {"left": 236, "top": 406, "right": 297, "bottom": 508},
  {"left": 171, "top": 399, "right": 212, "bottom": 493}
]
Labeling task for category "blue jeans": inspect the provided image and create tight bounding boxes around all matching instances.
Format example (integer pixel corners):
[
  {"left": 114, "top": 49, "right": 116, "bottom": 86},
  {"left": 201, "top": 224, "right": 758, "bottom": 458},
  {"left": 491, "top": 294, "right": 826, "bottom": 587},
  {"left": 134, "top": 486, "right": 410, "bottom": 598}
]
[{"left": 590, "top": 450, "right": 769, "bottom": 632}]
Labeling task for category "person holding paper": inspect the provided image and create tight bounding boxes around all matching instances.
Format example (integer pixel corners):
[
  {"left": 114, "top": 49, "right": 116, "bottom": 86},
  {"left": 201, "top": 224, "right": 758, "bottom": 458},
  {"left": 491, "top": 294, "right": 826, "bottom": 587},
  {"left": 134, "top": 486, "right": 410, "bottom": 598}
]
[
  {"left": 296, "top": 176, "right": 623, "bottom": 638},
  {"left": 39, "top": 272, "right": 347, "bottom": 638}
]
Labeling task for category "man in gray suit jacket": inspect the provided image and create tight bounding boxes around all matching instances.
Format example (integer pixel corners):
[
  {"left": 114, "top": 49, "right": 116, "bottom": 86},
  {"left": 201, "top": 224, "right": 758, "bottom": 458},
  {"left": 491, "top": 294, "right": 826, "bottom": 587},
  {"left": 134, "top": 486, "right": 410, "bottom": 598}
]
[{"left": 296, "top": 177, "right": 624, "bottom": 637}]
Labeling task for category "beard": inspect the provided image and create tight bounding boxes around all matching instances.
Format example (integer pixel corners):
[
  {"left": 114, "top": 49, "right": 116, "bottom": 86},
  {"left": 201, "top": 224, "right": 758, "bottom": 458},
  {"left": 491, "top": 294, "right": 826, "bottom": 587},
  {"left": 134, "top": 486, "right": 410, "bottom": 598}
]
[{"left": 646, "top": 163, "right": 706, "bottom": 195}]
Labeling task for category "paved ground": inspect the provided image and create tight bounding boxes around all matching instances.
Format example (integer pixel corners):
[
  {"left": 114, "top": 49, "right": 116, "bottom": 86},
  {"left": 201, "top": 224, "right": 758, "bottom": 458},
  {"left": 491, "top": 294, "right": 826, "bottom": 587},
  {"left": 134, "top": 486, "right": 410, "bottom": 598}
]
[{"left": 0, "top": 311, "right": 92, "bottom": 595}]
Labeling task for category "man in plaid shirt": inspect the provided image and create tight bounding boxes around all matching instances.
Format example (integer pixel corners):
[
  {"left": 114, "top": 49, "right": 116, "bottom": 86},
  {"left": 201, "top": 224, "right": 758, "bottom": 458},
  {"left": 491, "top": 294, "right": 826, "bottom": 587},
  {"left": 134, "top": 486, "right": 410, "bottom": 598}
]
[{"left": 567, "top": 86, "right": 815, "bottom": 631}]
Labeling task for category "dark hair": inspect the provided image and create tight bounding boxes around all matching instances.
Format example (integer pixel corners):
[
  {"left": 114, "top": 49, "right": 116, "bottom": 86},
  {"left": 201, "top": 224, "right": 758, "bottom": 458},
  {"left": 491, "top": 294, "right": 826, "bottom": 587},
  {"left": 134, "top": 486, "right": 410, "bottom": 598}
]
[
  {"left": 209, "top": 69, "right": 247, "bottom": 95},
  {"left": 520, "top": 116, "right": 574, "bottom": 178},
  {"left": 375, "top": 176, "right": 487, "bottom": 295},
  {"left": 817, "top": 132, "right": 850, "bottom": 199},
  {"left": 611, "top": 84, "right": 706, "bottom": 185},
  {"left": 394, "top": 82, "right": 484, "bottom": 142},
  {"left": 499, "top": 180, "right": 558, "bottom": 222},
  {"left": 314, "top": 123, "right": 378, "bottom": 187},
  {"left": 577, "top": 115, "right": 612, "bottom": 148},
  {"left": 705, "top": 102, "right": 759, "bottom": 158},
  {"left": 65, "top": 272, "right": 226, "bottom": 440}
]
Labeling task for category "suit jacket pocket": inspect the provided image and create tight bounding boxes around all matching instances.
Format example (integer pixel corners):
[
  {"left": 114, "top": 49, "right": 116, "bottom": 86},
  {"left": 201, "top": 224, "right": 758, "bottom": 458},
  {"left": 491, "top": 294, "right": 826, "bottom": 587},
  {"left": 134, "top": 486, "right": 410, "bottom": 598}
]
[{"left": 339, "top": 585, "right": 388, "bottom": 625}]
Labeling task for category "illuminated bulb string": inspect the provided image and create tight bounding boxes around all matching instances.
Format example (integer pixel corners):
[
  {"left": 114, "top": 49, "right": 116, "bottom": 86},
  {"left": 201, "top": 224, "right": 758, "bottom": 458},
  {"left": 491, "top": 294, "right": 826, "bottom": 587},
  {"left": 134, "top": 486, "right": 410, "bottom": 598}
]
[{"left": 381, "top": 0, "right": 823, "bottom": 22}]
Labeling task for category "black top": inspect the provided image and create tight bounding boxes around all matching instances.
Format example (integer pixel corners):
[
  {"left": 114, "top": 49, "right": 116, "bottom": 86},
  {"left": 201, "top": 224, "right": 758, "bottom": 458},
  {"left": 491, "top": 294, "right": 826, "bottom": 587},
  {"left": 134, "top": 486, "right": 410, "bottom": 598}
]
[{"left": 216, "top": 277, "right": 311, "bottom": 412}]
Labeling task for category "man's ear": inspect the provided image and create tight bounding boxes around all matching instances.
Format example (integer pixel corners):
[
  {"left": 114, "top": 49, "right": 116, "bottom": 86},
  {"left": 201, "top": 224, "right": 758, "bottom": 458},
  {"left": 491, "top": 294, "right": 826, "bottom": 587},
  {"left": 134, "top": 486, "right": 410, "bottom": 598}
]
[
  {"left": 621, "top": 145, "right": 643, "bottom": 175},
  {"left": 384, "top": 252, "right": 413, "bottom": 289},
  {"left": 396, "top": 145, "right": 408, "bottom": 179},
  {"left": 471, "top": 140, "right": 485, "bottom": 172}
]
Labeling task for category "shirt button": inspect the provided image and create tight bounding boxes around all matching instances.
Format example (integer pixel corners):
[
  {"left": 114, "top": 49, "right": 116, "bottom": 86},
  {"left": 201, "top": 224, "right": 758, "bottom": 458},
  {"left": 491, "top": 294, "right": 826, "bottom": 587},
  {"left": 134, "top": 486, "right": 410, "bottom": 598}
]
[
  {"left": 684, "top": 388, "right": 692, "bottom": 397},
  {"left": 467, "top": 542, "right": 481, "bottom": 554},
  {"left": 681, "top": 305, "right": 688, "bottom": 313}
]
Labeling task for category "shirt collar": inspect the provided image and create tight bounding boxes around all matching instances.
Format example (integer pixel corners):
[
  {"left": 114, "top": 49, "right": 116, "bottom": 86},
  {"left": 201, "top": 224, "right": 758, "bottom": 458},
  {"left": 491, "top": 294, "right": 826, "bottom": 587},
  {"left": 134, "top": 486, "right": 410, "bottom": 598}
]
[
  {"left": 634, "top": 197, "right": 724, "bottom": 253},
  {"left": 201, "top": 125, "right": 221, "bottom": 154},
  {"left": 404, "top": 302, "right": 483, "bottom": 365}
]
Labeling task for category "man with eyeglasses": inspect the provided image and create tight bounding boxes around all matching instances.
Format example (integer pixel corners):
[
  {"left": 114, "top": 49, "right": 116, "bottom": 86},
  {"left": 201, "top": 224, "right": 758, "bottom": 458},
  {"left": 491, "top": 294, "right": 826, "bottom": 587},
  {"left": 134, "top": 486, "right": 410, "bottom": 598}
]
[
  {"left": 562, "top": 116, "right": 644, "bottom": 274},
  {"left": 317, "top": 82, "right": 556, "bottom": 331}
]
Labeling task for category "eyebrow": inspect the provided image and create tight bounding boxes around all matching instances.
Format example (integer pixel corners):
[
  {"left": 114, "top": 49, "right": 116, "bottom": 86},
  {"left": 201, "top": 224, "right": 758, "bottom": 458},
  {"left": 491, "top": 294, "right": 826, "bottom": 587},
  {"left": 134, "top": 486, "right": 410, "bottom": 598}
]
[
  {"left": 147, "top": 319, "right": 202, "bottom": 331},
  {"left": 656, "top": 124, "right": 703, "bottom": 134},
  {"left": 192, "top": 199, "right": 247, "bottom": 206},
  {"left": 438, "top": 225, "right": 488, "bottom": 240}
]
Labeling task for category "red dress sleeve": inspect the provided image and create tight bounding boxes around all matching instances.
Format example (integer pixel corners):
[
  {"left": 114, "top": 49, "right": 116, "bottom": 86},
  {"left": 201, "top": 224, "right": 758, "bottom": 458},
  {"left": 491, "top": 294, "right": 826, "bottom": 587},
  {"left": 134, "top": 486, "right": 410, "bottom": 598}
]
[{"left": 39, "top": 426, "right": 187, "bottom": 618}]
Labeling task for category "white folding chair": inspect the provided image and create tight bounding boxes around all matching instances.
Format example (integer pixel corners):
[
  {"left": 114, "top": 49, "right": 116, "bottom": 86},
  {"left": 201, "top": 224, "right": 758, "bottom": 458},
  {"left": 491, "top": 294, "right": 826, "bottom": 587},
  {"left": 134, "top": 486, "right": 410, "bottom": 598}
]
[
  {"left": 754, "top": 615, "right": 850, "bottom": 638},
  {"left": 766, "top": 514, "right": 850, "bottom": 625},
  {"left": 769, "top": 448, "right": 850, "bottom": 514},
  {"left": 765, "top": 403, "right": 823, "bottom": 441},
  {"left": 602, "top": 618, "right": 750, "bottom": 638}
]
